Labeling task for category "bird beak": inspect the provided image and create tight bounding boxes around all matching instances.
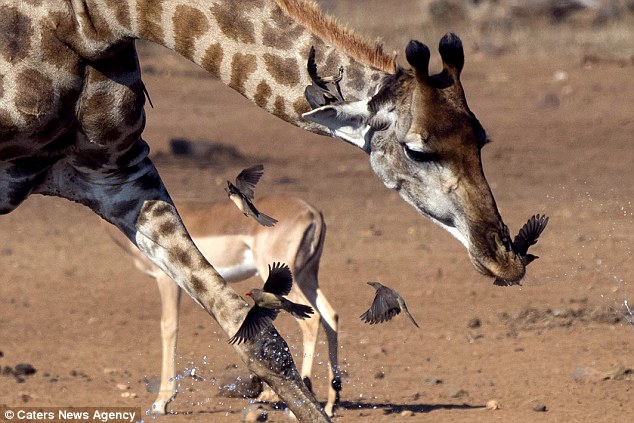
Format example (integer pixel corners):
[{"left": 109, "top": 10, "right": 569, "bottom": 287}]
[{"left": 245, "top": 292, "right": 252, "bottom": 296}]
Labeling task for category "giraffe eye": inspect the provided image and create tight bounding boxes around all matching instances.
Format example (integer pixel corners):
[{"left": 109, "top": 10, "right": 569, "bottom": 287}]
[{"left": 403, "top": 144, "right": 438, "bottom": 163}]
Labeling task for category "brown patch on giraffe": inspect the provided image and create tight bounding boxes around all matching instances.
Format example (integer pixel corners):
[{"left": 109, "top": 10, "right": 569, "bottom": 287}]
[
  {"left": 229, "top": 53, "right": 257, "bottom": 94},
  {"left": 40, "top": 25, "right": 80, "bottom": 73},
  {"left": 15, "top": 69, "right": 54, "bottom": 122},
  {"left": 210, "top": 3, "right": 255, "bottom": 44},
  {"left": 201, "top": 43, "right": 223, "bottom": 78},
  {"left": 344, "top": 58, "right": 367, "bottom": 93},
  {"left": 0, "top": 6, "right": 33, "bottom": 62},
  {"left": 78, "top": 4, "right": 114, "bottom": 42},
  {"left": 263, "top": 7, "right": 304, "bottom": 50},
  {"left": 293, "top": 98, "right": 311, "bottom": 117},
  {"left": 263, "top": 54, "right": 300, "bottom": 87},
  {"left": 190, "top": 275, "right": 208, "bottom": 294},
  {"left": 170, "top": 247, "right": 193, "bottom": 268},
  {"left": 113, "top": 2, "right": 131, "bottom": 30},
  {"left": 158, "top": 220, "right": 178, "bottom": 237},
  {"left": 173, "top": 6, "right": 209, "bottom": 60},
  {"left": 274, "top": 0, "right": 397, "bottom": 73},
  {"left": 254, "top": 81, "right": 272, "bottom": 109},
  {"left": 80, "top": 91, "right": 123, "bottom": 143},
  {"left": 151, "top": 202, "right": 174, "bottom": 218},
  {"left": 273, "top": 96, "right": 292, "bottom": 122},
  {"left": 137, "top": 0, "right": 165, "bottom": 43}
]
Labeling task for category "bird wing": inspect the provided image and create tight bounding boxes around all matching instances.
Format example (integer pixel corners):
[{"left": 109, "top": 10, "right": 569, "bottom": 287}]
[
  {"left": 262, "top": 262, "right": 293, "bottom": 297},
  {"left": 360, "top": 286, "right": 401, "bottom": 325},
  {"left": 235, "top": 164, "right": 264, "bottom": 200},
  {"left": 513, "top": 214, "right": 549, "bottom": 255},
  {"left": 228, "top": 305, "right": 278, "bottom": 345}
]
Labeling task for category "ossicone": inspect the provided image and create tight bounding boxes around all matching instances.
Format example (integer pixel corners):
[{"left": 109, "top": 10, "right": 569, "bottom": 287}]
[
  {"left": 405, "top": 40, "right": 430, "bottom": 81},
  {"left": 438, "top": 33, "right": 464, "bottom": 78}
]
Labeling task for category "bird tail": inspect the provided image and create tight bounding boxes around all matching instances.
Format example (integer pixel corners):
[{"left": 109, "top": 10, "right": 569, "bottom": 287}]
[
  {"left": 256, "top": 212, "right": 278, "bottom": 227},
  {"left": 287, "top": 302, "right": 314, "bottom": 320}
]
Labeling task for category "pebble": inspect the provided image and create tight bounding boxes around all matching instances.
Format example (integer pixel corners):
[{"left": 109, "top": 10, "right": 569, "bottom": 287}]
[
  {"left": 532, "top": 403, "right": 548, "bottom": 412},
  {"left": 399, "top": 410, "right": 415, "bottom": 417},
  {"left": 485, "top": 399, "right": 500, "bottom": 410},
  {"left": 120, "top": 392, "right": 137, "bottom": 399},
  {"left": 14, "top": 364, "right": 37, "bottom": 376}
]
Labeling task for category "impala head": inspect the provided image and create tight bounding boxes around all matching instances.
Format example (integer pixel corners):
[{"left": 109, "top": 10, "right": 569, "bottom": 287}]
[{"left": 303, "top": 33, "right": 524, "bottom": 282}]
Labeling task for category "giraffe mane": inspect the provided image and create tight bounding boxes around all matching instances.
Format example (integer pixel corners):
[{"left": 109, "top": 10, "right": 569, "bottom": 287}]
[{"left": 275, "top": 0, "right": 398, "bottom": 74}]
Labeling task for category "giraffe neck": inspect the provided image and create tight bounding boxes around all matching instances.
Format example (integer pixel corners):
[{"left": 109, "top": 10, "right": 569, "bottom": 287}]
[{"left": 76, "top": 0, "right": 395, "bottom": 133}]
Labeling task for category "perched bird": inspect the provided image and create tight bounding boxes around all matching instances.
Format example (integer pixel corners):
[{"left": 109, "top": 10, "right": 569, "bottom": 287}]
[
  {"left": 494, "top": 214, "right": 549, "bottom": 286},
  {"left": 360, "top": 282, "right": 419, "bottom": 328},
  {"left": 304, "top": 46, "right": 345, "bottom": 110},
  {"left": 229, "top": 262, "right": 314, "bottom": 345},
  {"left": 225, "top": 164, "right": 278, "bottom": 227}
]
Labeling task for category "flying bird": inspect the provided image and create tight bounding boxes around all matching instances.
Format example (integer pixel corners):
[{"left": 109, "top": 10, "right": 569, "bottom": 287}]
[
  {"left": 225, "top": 164, "right": 278, "bottom": 227},
  {"left": 494, "top": 214, "right": 549, "bottom": 286},
  {"left": 229, "top": 262, "right": 314, "bottom": 345},
  {"left": 304, "top": 46, "right": 345, "bottom": 109},
  {"left": 360, "top": 282, "right": 419, "bottom": 328}
]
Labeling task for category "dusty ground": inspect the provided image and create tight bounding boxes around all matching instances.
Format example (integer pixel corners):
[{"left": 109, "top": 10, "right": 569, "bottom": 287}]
[{"left": 1, "top": 2, "right": 634, "bottom": 422}]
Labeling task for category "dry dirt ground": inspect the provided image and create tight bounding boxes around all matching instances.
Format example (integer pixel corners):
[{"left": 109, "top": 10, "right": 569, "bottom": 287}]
[{"left": 1, "top": 2, "right": 634, "bottom": 422}]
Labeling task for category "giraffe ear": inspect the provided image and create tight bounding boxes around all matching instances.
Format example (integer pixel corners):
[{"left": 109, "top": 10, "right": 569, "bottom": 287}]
[{"left": 302, "top": 100, "right": 372, "bottom": 153}]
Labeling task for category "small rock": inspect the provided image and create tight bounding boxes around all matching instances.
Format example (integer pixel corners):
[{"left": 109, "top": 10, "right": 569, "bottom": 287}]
[
  {"left": 399, "top": 410, "right": 415, "bottom": 417},
  {"left": 0, "top": 350, "right": 3, "bottom": 358},
  {"left": 467, "top": 317, "right": 481, "bottom": 328},
  {"left": 422, "top": 376, "right": 443, "bottom": 385},
  {"left": 103, "top": 367, "right": 122, "bottom": 375},
  {"left": 537, "top": 93, "right": 560, "bottom": 109},
  {"left": 14, "top": 364, "right": 37, "bottom": 376},
  {"left": 532, "top": 403, "right": 548, "bottom": 412},
  {"left": 2, "top": 366, "right": 14, "bottom": 376},
  {"left": 485, "top": 399, "right": 500, "bottom": 410},
  {"left": 116, "top": 383, "right": 129, "bottom": 391},
  {"left": 120, "top": 391, "right": 137, "bottom": 399},
  {"left": 374, "top": 371, "right": 385, "bottom": 379}
]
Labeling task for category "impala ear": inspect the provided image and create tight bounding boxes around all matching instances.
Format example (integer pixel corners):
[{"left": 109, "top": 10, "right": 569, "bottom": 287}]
[{"left": 302, "top": 99, "right": 373, "bottom": 153}]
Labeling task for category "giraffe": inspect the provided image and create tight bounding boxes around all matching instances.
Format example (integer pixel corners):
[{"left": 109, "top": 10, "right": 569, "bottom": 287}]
[{"left": 0, "top": 0, "right": 525, "bottom": 420}]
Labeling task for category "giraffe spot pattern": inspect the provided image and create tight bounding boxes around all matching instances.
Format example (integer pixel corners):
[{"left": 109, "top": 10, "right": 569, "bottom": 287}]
[
  {"left": 273, "top": 96, "right": 291, "bottom": 122},
  {"left": 201, "top": 43, "right": 223, "bottom": 78},
  {"left": 39, "top": 23, "right": 81, "bottom": 73},
  {"left": 158, "top": 220, "right": 178, "bottom": 237},
  {"left": 254, "top": 81, "right": 272, "bottom": 109},
  {"left": 15, "top": 69, "right": 54, "bottom": 122},
  {"left": 210, "top": 3, "right": 255, "bottom": 44},
  {"left": 169, "top": 247, "right": 193, "bottom": 268},
  {"left": 136, "top": 0, "right": 165, "bottom": 43},
  {"left": 293, "top": 98, "right": 311, "bottom": 118},
  {"left": 173, "top": 5, "right": 209, "bottom": 60},
  {"left": 229, "top": 53, "right": 257, "bottom": 94},
  {"left": 0, "top": 6, "right": 33, "bottom": 62},
  {"left": 190, "top": 275, "right": 208, "bottom": 294},
  {"left": 262, "top": 7, "right": 304, "bottom": 50},
  {"left": 263, "top": 53, "right": 300, "bottom": 87}
]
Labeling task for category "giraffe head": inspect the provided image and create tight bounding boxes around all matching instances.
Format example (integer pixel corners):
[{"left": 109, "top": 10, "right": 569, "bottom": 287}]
[{"left": 303, "top": 34, "right": 524, "bottom": 282}]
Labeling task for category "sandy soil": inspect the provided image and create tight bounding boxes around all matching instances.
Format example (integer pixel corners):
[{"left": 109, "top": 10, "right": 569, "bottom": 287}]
[{"left": 1, "top": 2, "right": 634, "bottom": 422}]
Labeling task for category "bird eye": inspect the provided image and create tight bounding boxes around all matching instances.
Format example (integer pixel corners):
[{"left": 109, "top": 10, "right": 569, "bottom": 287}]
[{"left": 403, "top": 144, "right": 438, "bottom": 163}]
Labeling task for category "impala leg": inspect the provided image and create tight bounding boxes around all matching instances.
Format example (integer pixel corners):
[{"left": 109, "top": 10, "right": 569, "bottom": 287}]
[
  {"left": 152, "top": 274, "right": 182, "bottom": 414},
  {"left": 313, "top": 288, "right": 340, "bottom": 417},
  {"left": 296, "top": 309, "right": 321, "bottom": 392}
]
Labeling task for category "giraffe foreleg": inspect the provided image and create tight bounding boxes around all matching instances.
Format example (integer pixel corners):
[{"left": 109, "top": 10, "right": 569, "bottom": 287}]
[{"left": 33, "top": 159, "right": 330, "bottom": 422}]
